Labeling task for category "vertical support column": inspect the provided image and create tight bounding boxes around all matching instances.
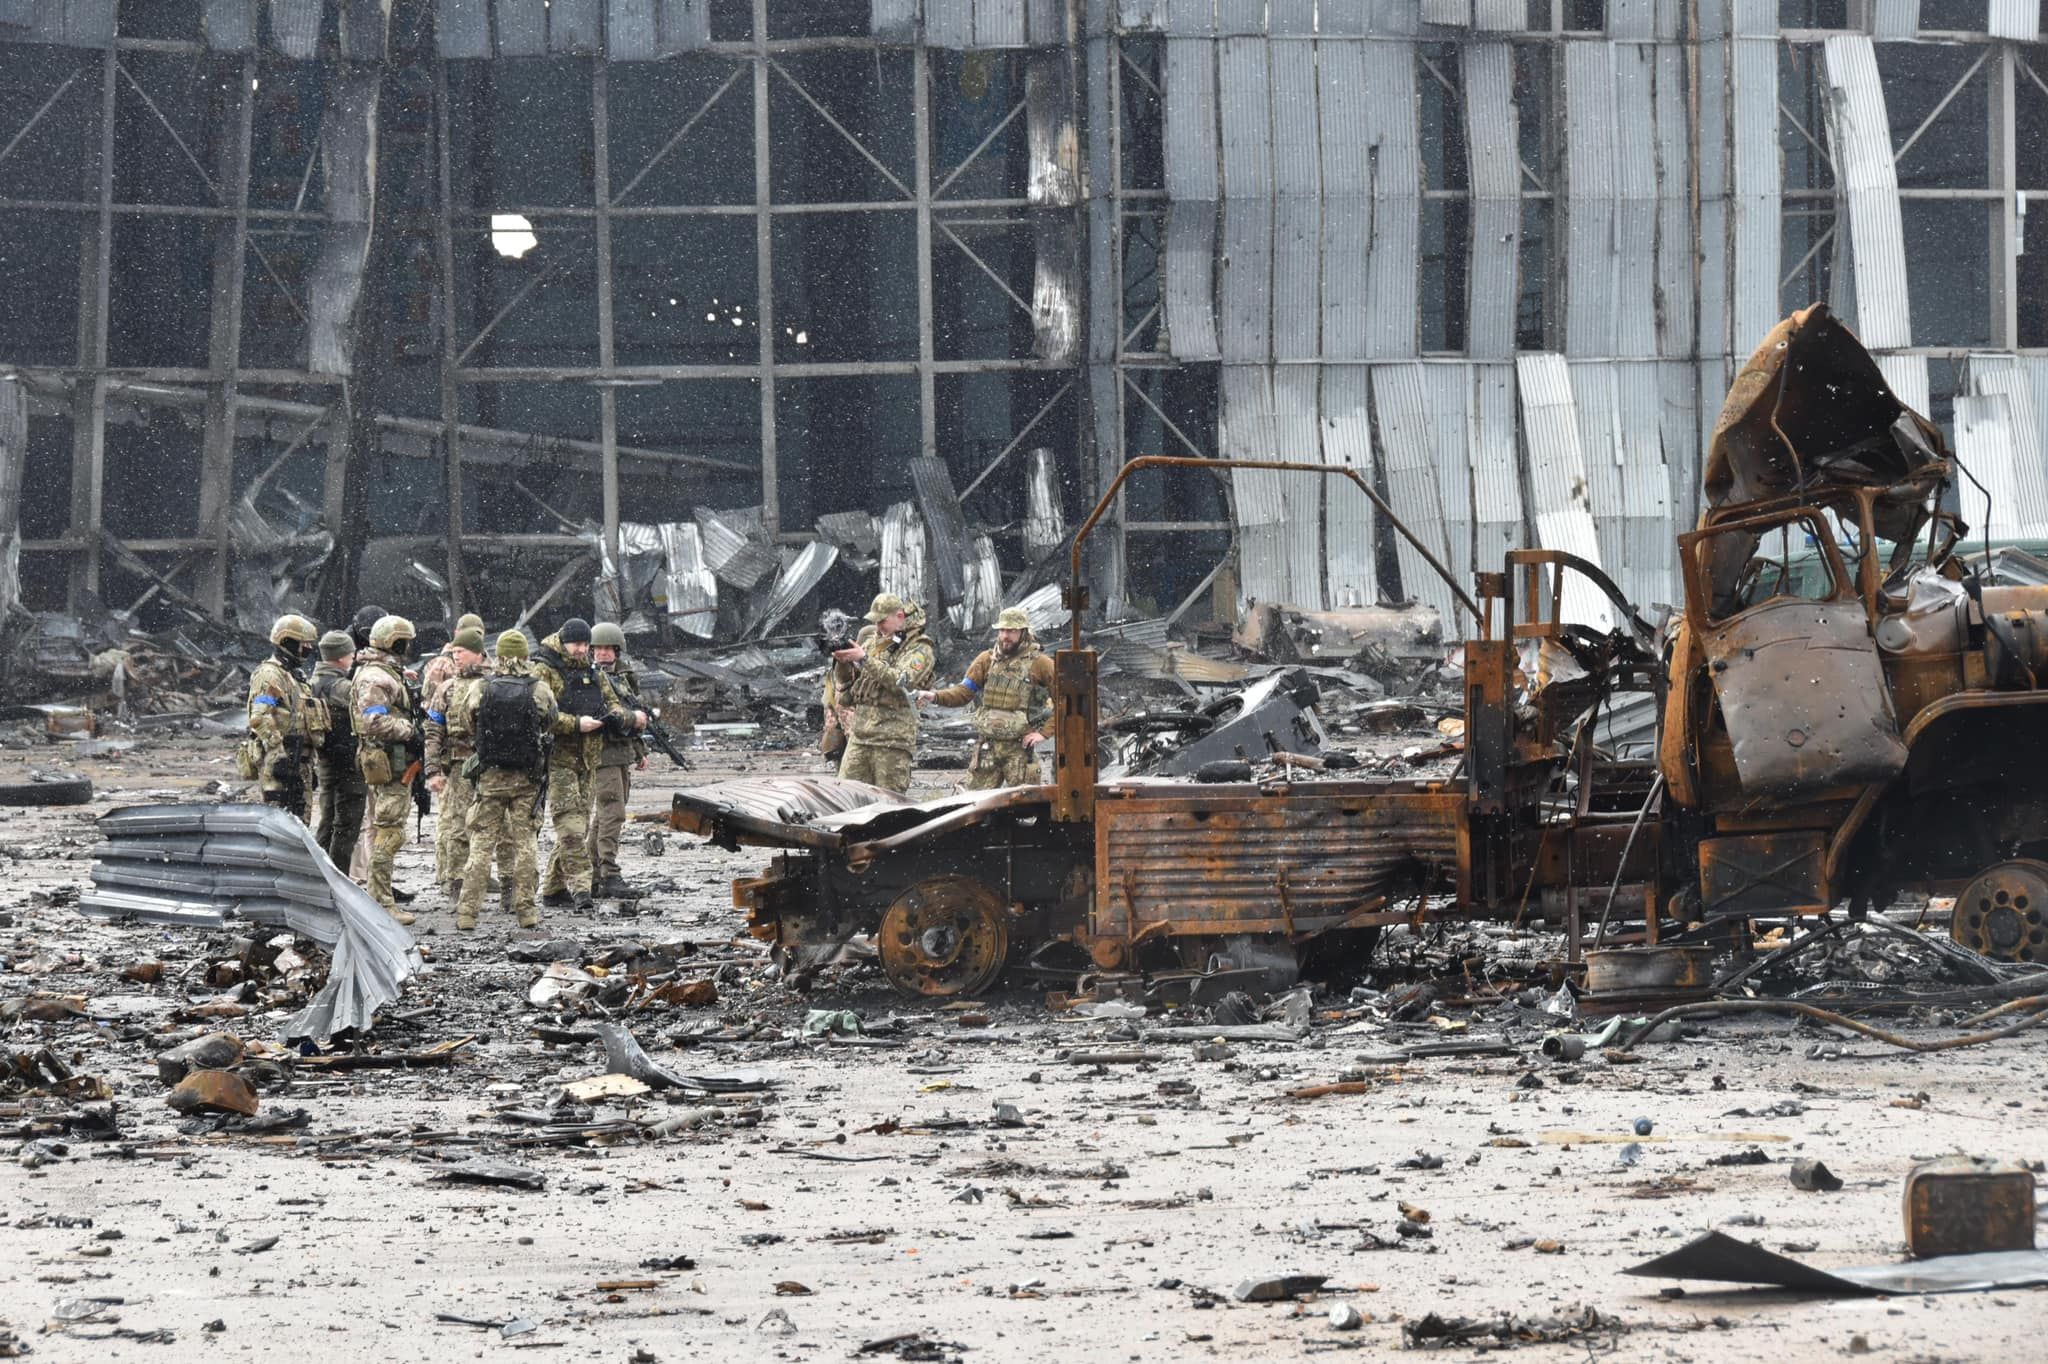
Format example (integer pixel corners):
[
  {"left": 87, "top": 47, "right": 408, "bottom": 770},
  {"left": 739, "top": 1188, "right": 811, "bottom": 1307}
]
[
  {"left": 593, "top": 63, "right": 621, "bottom": 577},
  {"left": 1991, "top": 43, "right": 2019, "bottom": 350},
  {"left": 68, "top": 49, "right": 116, "bottom": 609},
  {"left": 752, "top": 0, "right": 779, "bottom": 530},
  {"left": 1082, "top": 1, "right": 1125, "bottom": 614},
  {"left": 913, "top": 41, "right": 937, "bottom": 462},
  {"left": 434, "top": 56, "right": 466, "bottom": 615},
  {"left": 200, "top": 53, "right": 257, "bottom": 619},
  {"left": 0, "top": 377, "right": 26, "bottom": 615}
]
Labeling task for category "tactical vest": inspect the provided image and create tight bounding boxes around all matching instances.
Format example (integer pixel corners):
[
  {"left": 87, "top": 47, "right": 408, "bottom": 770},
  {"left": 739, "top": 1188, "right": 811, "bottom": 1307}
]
[
  {"left": 848, "top": 630, "right": 925, "bottom": 707},
  {"left": 308, "top": 668, "right": 356, "bottom": 764},
  {"left": 972, "top": 645, "right": 1042, "bottom": 742},
  {"left": 476, "top": 675, "right": 549, "bottom": 775},
  {"left": 543, "top": 648, "right": 609, "bottom": 718}
]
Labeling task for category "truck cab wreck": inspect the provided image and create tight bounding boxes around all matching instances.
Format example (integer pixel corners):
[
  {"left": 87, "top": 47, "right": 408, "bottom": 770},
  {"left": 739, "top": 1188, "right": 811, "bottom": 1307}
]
[{"left": 672, "top": 305, "right": 2048, "bottom": 999}]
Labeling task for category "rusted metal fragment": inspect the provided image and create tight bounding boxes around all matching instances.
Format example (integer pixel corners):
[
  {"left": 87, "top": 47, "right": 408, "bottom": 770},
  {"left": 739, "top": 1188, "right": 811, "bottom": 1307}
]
[
  {"left": 1698, "top": 832, "right": 1829, "bottom": 916},
  {"left": 1699, "top": 598, "right": 1906, "bottom": 801},
  {"left": 668, "top": 777, "right": 910, "bottom": 852}
]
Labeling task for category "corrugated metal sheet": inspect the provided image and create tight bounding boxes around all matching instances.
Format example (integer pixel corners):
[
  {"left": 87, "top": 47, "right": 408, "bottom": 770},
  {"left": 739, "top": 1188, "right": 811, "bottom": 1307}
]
[
  {"left": 927, "top": 0, "right": 973, "bottom": 46},
  {"left": 1317, "top": 39, "right": 1370, "bottom": 360},
  {"left": 1222, "top": 365, "right": 1293, "bottom": 608},
  {"left": 1215, "top": 0, "right": 1266, "bottom": 34},
  {"left": 1615, "top": 360, "right": 1674, "bottom": 607},
  {"left": 872, "top": 0, "right": 919, "bottom": 43},
  {"left": 1024, "top": 448, "right": 1066, "bottom": 561},
  {"left": 659, "top": 522, "right": 717, "bottom": 639},
  {"left": 695, "top": 507, "right": 778, "bottom": 589},
  {"left": 204, "top": 0, "right": 258, "bottom": 50},
  {"left": 1657, "top": 359, "right": 1700, "bottom": 532},
  {"left": 339, "top": 0, "right": 387, "bottom": 62},
  {"left": 951, "top": 533, "right": 1003, "bottom": 631},
  {"left": 1570, "top": 360, "right": 1629, "bottom": 590},
  {"left": 909, "top": 455, "right": 974, "bottom": 604},
  {"left": 1024, "top": 0, "right": 1062, "bottom": 43},
  {"left": 1162, "top": 36, "right": 1220, "bottom": 360},
  {"left": 1218, "top": 37, "right": 1273, "bottom": 362},
  {"left": 1033, "top": 213, "right": 1080, "bottom": 364},
  {"left": 1027, "top": 55, "right": 1080, "bottom": 207},
  {"left": 496, "top": 0, "right": 548, "bottom": 55},
  {"left": 1989, "top": 0, "right": 2035, "bottom": 40},
  {"left": 607, "top": 0, "right": 658, "bottom": 58},
  {"left": 1007, "top": 581, "right": 1071, "bottom": 636},
  {"left": 1966, "top": 355, "right": 2048, "bottom": 534},
  {"left": 1360, "top": 39, "right": 1419, "bottom": 359},
  {"left": 1163, "top": 0, "right": 1214, "bottom": 35},
  {"left": 1470, "top": 361, "right": 1524, "bottom": 580},
  {"left": 1269, "top": 39, "right": 1320, "bottom": 363},
  {"left": 1871, "top": 0, "right": 1919, "bottom": 37},
  {"left": 1955, "top": 394, "right": 2029, "bottom": 542},
  {"left": 1273, "top": 366, "right": 1326, "bottom": 609},
  {"left": 1320, "top": 364, "right": 1380, "bottom": 607},
  {"left": 269, "top": 0, "right": 322, "bottom": 58},
  {"left": 1463, "top": 43, "right": 1519, "bottom": 361},
  {"left": 1119, "top": 0, "right": 1169, "bottom": 28},
  {"left": 1822, "top": 35, "right": 1910, "bottom": 351},
  {"left": 1425, "top": 363, "right": 1475, "bottom": 624},
  {"left": 1515, "top": 353, "right": 1613, "bottom": 628},
  {"left": 1695, "top": 32, "right": 1728, "bottom": 357},
  {"left": 1371, "top": 364, "right": 1457, "bottom": 623},
  {"left": 1473, "top": 0, "right": 1521, "bottom": 28},
  {"left": 1653, "top": 42, "right": 1695, "bottom": 357},
  {"left": 307, "top": 72, "right": 379, "bottom": 375},
  {"left": 438, "top": 0, "right": 492, "bottom": 57},
  {"left": 1612, "top": 43, "right": 1658, "bottom": 356},
  {"left": 974, "top": 0, "right": 1028, "bottom": 47},
  {"left": 656, "top": 0, "right": 710, "bottom": 52},
  {"left": 1874, "top": 353, "right": 1928, "bottom": 420},
  {"left": 1562, "top": 41, "right": 1617, "bottom": 357},
  {"left": 747, "top": 540, "right": 840, "bottom": 639},
  {"left": 1730, "top": 33, "right": 1780, "bottom": 355},
  {"left": 880, "top": 500, "right": 933, "bottom": 608},
  {"left": 1422, "top": 0, "right": 1472, "bottom": 25},
  {"left": 1269, "top": 0, "right": 1315, "bottom": 34}
]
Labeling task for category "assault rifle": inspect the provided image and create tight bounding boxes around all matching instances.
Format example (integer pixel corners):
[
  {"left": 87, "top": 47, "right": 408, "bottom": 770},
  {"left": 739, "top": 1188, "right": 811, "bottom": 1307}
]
[
  {"left": 400, "top": 674, "right": 432, "bottom": 841},
  {"left": 608, "top": 671, "right": 692, "bottom": 770}
]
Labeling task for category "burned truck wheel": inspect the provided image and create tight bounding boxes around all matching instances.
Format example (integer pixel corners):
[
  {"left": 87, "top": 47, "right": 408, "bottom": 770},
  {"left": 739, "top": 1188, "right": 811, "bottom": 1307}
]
[
  {"left": 1953, "top": 859, "right": 2048, "bottom": 964},
  {"left": 878, "top": 875, "right": 1009, "bottom": 998}
]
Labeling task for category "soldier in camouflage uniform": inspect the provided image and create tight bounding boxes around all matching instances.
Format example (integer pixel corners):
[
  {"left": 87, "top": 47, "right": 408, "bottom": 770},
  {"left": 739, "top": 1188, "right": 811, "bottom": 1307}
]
[
  {"left": 418, "top": 611, "right": 483, "bottom": 883},
  {"left": 351, "top": 615, "right": 420, "bottom": 926},
  {"left": 830, "top": 593, "right": 936, "bottom": 794},
  {"left": 452, "top": 629, "right": 559, "bottom": 931},
  {"left": 424, "top": 625, "right": 490, "bottom": 901},
  {"left": 917, "top": 606, "right": 1054, "bottom": 789},
  {"left": 245, "top": 613, "right": 324, "bottom": 821},
  {"left": 531, "top": 618, "right": 623, "bottom": 910},
  {"left": 308, "top": 630, "right": 365, "bottom": 868},
  {"left": 587, "top": 622, "right": 650, "bottom": 899}
]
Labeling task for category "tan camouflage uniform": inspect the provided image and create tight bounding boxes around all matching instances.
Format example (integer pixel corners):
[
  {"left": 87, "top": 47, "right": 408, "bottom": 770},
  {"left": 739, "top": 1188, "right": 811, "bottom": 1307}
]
[
  {"left": 926, "top": 636, "right": 1055, "bottom": 789},
  {"left": 532, "top": 634, "right": 627, "bottom": 900},
  {"left": 452, "top": 657, "right": 558, "bottom": 929},
  {"left": 350, "top": 646, "right": 416, "bottom": 912},
  {"left": 308, "top": 658, "right": 364, "bottom": 868},
  {"left": 834, "top": 620, "right": 936, "bottom": 794},
  {"left": 425, "top": 658, "right": 490, "bottom": 892},
  {"left": 587, "top": 656, "right": 646, "bottom": 889},
  {"left": 247, "top": 656, "right": 322, "bottom": 818}
]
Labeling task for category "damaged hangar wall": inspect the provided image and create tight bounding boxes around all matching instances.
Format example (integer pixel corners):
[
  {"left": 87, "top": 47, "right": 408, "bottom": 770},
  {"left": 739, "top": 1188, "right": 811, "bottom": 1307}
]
[{"left": 5, "top": 1, "right": 2048, "bottom": 636}]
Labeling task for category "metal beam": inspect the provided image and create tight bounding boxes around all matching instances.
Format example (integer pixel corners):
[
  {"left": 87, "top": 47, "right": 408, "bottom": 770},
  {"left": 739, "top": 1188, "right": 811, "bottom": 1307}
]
[
  {"left": 914, "top": 43, "right": 937, "bottom": 462},
  {"left": 593, "top": 64, "right": 621, "bottom": 579},
  {"left": 753, "top": 0, "right": 778, "bottom": 531},
  {"left": 66, "top": 49, "right": 115, "bottom": 609},
  {"left": 198, "top": 55, "right": 256, "bottom": 618},
  {"left": 434, "top": 53, "right": 467, "bottom": 617}
]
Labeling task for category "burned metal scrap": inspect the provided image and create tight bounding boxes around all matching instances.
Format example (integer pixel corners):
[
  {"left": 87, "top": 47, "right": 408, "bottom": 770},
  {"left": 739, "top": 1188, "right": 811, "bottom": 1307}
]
[{"left": 82, "top": 804, "right": 423, "bottom": 1040}]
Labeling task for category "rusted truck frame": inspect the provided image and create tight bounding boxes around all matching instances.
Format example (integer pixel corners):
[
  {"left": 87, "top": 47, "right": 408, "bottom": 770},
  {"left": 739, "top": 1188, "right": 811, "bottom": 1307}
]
[{"left": 673, "top": 305, "right": 2048, "bottom": 996}]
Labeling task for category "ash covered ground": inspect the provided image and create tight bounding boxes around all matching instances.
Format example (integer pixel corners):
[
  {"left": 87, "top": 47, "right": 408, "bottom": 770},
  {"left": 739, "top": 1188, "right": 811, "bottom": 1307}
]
[{"left": 3, "top": 733, "right": 2045, "bottom": 1363}]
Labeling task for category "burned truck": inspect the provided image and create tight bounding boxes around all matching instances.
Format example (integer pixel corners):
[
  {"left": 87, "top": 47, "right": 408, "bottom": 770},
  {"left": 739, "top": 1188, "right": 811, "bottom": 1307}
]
[{"left": 672, "top": 305, "right": 2048, "bottom": 997}]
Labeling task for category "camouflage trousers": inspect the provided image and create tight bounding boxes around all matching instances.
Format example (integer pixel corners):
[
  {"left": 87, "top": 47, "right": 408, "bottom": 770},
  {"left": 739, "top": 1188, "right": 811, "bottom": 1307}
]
[
  {"left": 839, "top": 739, "right": 913, "bottom": 794},
  {"left": 311, "top": 764, "right": 364, "bottom": 870},
  {"left": 259, "top": 759, "right": 313, "bottom": 823},
  {"left": 966, "top": 738, "right": 1038, "bottom": 791},
  {"left": 364, "top": 782, "right": 412, "bottom": 910},
  {"left": 540, "top": 763, "right": 596, "bottom": 897},
  {"left": 461, "top": 784, "right": 541, "bottom": 926},
  {"left": 586, "top": 763, "right": 631, "bottom": 884},
  {"left": 435, "top": 769, "right": 477, "bottom": 886}
]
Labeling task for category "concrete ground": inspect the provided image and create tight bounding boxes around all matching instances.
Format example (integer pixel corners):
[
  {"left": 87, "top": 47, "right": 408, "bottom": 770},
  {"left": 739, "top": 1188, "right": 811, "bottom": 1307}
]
[{"left": 2, "top": 732, "right": 2044, "bottom": 1363}]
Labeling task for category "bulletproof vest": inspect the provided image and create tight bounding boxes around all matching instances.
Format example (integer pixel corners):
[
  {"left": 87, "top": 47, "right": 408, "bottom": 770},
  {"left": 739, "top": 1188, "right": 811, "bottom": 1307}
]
[
  {"left": 972, "top": 645, "right": 1041, "bottom": 742},
  {"left": 476, "top": 675, "right": 548, "bottom": 774},
  {"left": 540, "top": 647, "right": 608, "bottom": 718},
  {"left": 305, "top": 668, "right": 354, "bottom": 762}
]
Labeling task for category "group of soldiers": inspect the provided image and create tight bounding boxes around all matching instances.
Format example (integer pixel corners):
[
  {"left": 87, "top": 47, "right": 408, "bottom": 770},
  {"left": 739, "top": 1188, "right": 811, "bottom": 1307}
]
[
  {"left": 824, "top": 592, "right": 1055, "bottom": 795},
  {"left": 245, "top": 609, "right": 655, "bottom": 931}
]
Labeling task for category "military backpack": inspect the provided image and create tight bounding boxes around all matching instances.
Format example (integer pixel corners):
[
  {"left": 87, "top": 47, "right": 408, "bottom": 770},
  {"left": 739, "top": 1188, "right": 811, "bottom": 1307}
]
[{"left": 476, "top": 675, "right": 549, "bottom": 776}]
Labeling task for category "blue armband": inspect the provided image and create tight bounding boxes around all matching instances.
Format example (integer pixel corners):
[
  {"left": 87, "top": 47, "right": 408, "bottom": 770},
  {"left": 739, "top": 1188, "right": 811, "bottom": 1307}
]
[
  {"left": 362, "top": 704, "right": 389, "bottom": 717},
  {"left": 426, "top": 709, "right": 446, "bottom": 724},
  {"left": 959, "top": 676, "right": 981, "bottom": 693},
  {"left": 252, "top": 695, "right": 280, "bottom": 706}
]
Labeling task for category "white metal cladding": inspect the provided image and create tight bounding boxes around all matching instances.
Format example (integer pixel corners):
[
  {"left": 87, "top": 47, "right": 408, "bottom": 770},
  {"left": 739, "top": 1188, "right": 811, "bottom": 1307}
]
[
  {"left": 1219, "top": 37, "right": 1275, "bottom": 362},
  {"left": 606, "top": 0, "right": 656, "bottom": 58},
  {"left": 1569, "top": 361, "right": 1631, "bottom": 590},
  {"left": 1516, "top": 354, "right": 1614, "bottom": 629},
  {"left": 1371, "top": 364, "right": 1463, "bottom": 626},
  {"left": 1273, "top": 366, "right": 1328, "bottom": 609},
  {"left": 1657, "top": 359, "right": 1701, "bottom": 533},
  {"left": 1221, "top": 366, "right": 1294, "bottom": 609},
  {"left": 1822, "top": 35, "right": 1911, "bottom": 351},
  {"left": 1954, "top": 395, "right": 2037, "bottom": 542},
  {"left": 1875, "top": 353, "right": 1930, "bottom": 425},
  {"left": 1612, "top": 44, "right": 1659, "bottom": 357},
  {"left": 1870, "top": 0, "right": 1919, "bottom": 36},
  {"left": 1462, "top": 43, "right": 1520, "bottom": 361},
  {"left": 1989, "top": 0, "right": 2037, "bottom": 41},
  {"left": 925, "top": 0, "right": 972, "bottom": 46},
  {"left": 1422, "top": 0, "right": 1472, "bottom": 25},
  {"left": 550, "top": 0, "right": 601, "bottom": 51},
  {"left": 1118, "top": 0, "right": 1170, "bottom": 30},
  {"left": 975, "top": 0, "right": 1029, "bottom": 48},
  {"left": 1163, "top": 36, "right": 1222, "bottom": 360},
  {"left": 1270, "top": 0, "right": 1316, "bottom": 35},
  {"left": 1730, "top": 33, "right": 1780, "bottom": 355},
  {"left": 1562, "top": 42, "right": 1619, "bottom": 358},
  {"left": 1425, "top": 363, "right": 1476, "bottom": 624},
  {"left": 1469, "top": 362, "right": 1525, "bottom": 579},
  {"left": 880, "top": 501, "right": 933, "bottom": 609},
  {"left": 1164, "top": 0, "right": 1216, "bottom": 36},
  {"left": 1361, "top": 39, "right": 1420, "bottom": 360},
  {"left": 204, "top": 0, "right": 258, "bottom": 49},
  {"left": 1652, "top": 44, "right": 1695, "bottom": 357},
  {"left": 1270, "top": 39, "right": 1323, "bottom": 362},
  {"left": 658, "top": 523, "right": 717, "bottom": 640},
  {"left": 1967, "top": 355, "right": 2048, "bottom": 533},
  {"left": 495, "top": 0, "right": 546, "bottom": 55},
  {"left": 1608, "top": 0, "right": 1655, "bottom": 42},
  {"left": 1317, "top": 40, "right": 1371, "bottom": 360},
  {"left": 1695, "top": 29, "right": 1730, "bottom": 358},
  {"left": 1320, "top": 364, "right": 1381, "bottom": 607},
  {"left": 2021, "top": 359, "right": 2048, "bottom": 495},
  {"left": 1472, "top": 0, "right": 1521, "bottom": 29},
  {"left": 1614, "top": 360, "right": 1675, "bottom": 609},
  {"left": 1216, "top": 0, "right": 1267, "bottom": 35},
  {"left": 872, "top": 0, "right": 919, "bottom": 42}
]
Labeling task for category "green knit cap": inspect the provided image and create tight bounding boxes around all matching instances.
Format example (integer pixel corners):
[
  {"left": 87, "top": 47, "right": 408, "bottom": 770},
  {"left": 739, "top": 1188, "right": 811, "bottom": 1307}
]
[
  {"left": 496, "top": 629, "right": 530, "bottom": 660},
  {"left": 453, "top": 626, "right": 486, "bottom": 653}
]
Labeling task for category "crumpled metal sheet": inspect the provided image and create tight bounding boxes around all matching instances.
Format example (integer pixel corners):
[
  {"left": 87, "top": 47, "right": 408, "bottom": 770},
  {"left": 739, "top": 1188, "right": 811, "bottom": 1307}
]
[
  {"left": 880, "top": 500, "right": 932, "bottom": 610},
  {"left": 1624, "top": 1230, "right": 2048, "bottom": 1296},
  {"left": 746, "top": 540, "right": 839, "bottom": 640},
  {"left": 670, "top": 776, "right": 911, "bottom": 851},
  {"left": 657, "top": 522, "right": 717, "bottom": 639},
  {"left": 694, "top": 507, "right": 778, "bottom": 590},
  {"left": 307, "top": 69, "right": 379, "bottom": 375},
  {"left": 83, "top": 804, "right": 422, "bottom": 1041}
]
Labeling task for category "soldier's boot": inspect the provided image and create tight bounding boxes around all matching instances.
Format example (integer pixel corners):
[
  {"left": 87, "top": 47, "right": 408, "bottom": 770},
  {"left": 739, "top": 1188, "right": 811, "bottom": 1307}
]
[
  {"left": 392, "top": 884, "right": 417, "bottom": 905},
  {"left": 516, "top": 904, "right": 540, "bottom": 930},
  {"left": 456, "top": 908, "right": 477, "bottom": 931},
  {"left": 540, "top": 888, "right": 575, "bottom": 908},
  {"left": 386, "top": 905, "right": 417, "bottom": 927}
]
